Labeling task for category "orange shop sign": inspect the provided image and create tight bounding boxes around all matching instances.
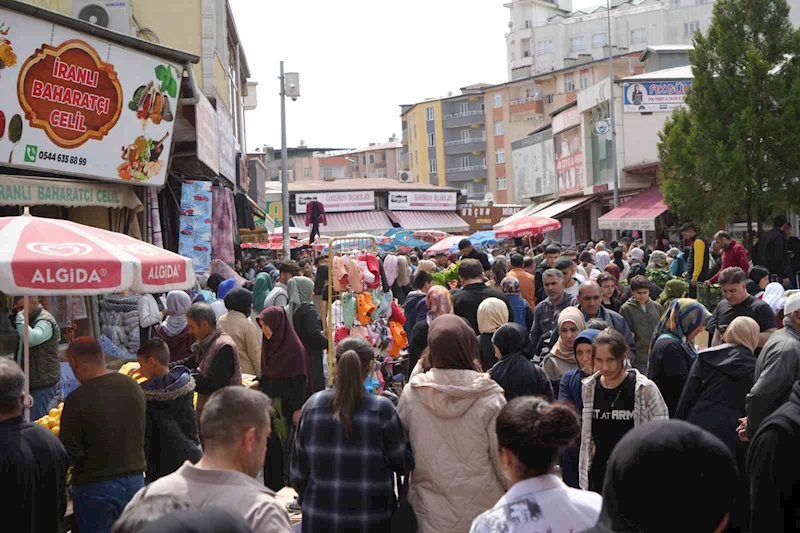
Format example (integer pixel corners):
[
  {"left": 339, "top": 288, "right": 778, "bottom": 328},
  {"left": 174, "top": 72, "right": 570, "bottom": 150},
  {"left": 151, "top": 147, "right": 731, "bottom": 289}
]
[{"left": 18, "top": 40, "right": 122, "bottom": 149}]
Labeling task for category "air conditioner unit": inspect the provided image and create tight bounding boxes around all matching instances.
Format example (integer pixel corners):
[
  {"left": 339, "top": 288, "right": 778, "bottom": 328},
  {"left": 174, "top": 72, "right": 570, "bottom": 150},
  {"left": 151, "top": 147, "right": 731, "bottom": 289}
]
[
  {"left": 73, "top": 0, "right": 134, "bottom": 36},
  {"left": 397, "top": 171, "right": 413, "bottom": 183}
]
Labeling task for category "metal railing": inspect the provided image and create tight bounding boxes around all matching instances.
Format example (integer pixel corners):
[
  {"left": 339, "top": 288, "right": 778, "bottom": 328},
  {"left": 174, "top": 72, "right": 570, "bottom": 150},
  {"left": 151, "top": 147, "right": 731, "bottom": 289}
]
[
  {"left": 443, "top": 110, "right": 485, "bottom": 119},
  {"left": 510, "top": 95, "right": 542, "bottom": 105},
  {"left": 445, "top": 136, "right": 487, "bottom": 146},
  {"left": 445, "top": 165, "right": 488, "bottom": 173}
]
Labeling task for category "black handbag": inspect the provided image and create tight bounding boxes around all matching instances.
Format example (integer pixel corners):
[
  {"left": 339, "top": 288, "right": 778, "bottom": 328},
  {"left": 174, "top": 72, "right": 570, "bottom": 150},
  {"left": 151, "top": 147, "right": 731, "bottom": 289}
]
[{"left": 391, "top": 471, "right": 417, "bottom": 533}]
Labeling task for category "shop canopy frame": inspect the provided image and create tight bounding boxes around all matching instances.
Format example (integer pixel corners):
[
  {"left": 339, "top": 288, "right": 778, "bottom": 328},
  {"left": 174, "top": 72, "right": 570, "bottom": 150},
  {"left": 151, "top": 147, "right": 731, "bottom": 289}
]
[{"left": 597, "top": 187, "right": 668, "bottom": 231}]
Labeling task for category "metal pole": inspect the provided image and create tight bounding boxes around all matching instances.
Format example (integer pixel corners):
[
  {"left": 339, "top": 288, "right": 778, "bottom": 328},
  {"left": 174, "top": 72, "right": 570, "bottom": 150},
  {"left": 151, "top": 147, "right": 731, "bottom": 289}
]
[
  {"left": 280, "top": 61, "right": 291, "bottom": 258},
  {"left": 607, "top": 0, "right": 620, "bottom": 212},
  {"left": 23, "top": 295, "right": 30, "bottom": 421}
]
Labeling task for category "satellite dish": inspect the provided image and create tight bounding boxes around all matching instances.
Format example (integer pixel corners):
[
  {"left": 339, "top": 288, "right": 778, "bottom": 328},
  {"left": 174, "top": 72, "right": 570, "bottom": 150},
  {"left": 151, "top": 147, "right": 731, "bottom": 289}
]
[
  {"left": 447, "top": 91, "right": 453, "bottom": 97},
  {"left": 299, "top": 139, "right": 306, "bottom": 147}
]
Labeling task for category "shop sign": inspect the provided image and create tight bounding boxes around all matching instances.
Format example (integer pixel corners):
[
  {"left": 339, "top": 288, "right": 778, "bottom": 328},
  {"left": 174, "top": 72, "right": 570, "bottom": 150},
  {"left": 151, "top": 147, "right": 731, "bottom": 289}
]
[
  {"left": 623, "top": 81, "right": 692, "bottom": 113},
  {"left": 388, "top": 191, "right": 456, "bottom": 211},
  {"left": 195, "top": 94, "right": 219, "bottom": 174},
  {"left": 216, "top": 101, "right": 236, "bottom": 180},
  {"left": 593, "top": 183, "right": 609, "bottom": 194},
  {"left": 552, "top": 106, "right": 581, "bottom": 134},
  {"left": 295, "top": 190, "right": 375, "bottom": 214},
  {"left": 555, "top": 127, "right": 584, "bottom": 197},
  {"left": 511, "top": 128, "right": 555, "bottom": 199},
  {"left": 0, "top": 7, "right": 181, "bottom": 187},
  {"left": 0, "top": 175, "right": 140, "bottom": 209},
  {"left": 267, "top": 201, "right": 283, "bottom": 225},
  {"left": 459, "top": 205, "right": 522, "bottom": 231}
]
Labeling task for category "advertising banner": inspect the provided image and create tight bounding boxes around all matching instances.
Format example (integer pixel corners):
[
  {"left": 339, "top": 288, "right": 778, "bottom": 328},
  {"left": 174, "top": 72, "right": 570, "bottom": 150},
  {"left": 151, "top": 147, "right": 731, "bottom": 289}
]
[
  {"left": 217, "top": 101, "right": 236, "bottom": 180},
  {"left": 388, "top": 191, "right": 457, "bottom": 211},
  {"left": 295, "top": 190, "right": 375, "bottom": 214},
  {"left": 623, "top": 81, "right": 692, "bottom": 113},
  {"left": 555, "top": 127, "right": 584, "bottom": 197},
  {"left": 0, "top": 8, "right": 181, "bottom": 187},
  {"left": 178, "top": 180, "right": 212, "bottom": 272},
  {"left": 195, "top": 94, "right": 219, "bottom": 174},
  {"left": 511, "top": 128, "right": 555, "bottom": 199},
  {"left": 552, "top": 106, "right": 581, "bottom": 134}
]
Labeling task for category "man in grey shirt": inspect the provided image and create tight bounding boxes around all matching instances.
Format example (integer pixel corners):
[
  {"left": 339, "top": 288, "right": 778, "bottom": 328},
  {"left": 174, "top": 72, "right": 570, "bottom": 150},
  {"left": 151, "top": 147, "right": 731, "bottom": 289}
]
[
  {"left": 126, "top": 387, "right": 292, "bottom": 533},
  {"left": 264, "top": 261, "right": 299, "bottom": 309}
]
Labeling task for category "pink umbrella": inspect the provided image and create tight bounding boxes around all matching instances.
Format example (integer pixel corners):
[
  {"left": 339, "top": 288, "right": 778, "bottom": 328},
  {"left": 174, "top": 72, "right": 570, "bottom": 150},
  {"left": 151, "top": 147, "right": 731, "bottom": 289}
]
[
  {"left": 242, "top": 237, "right": 302, "bottom": 250},
  {"left": 423, "top": 235, "right": 463, "bottom": 257},
  {"left": 495, "top": 215, "right": 561, "bottom": 240}
]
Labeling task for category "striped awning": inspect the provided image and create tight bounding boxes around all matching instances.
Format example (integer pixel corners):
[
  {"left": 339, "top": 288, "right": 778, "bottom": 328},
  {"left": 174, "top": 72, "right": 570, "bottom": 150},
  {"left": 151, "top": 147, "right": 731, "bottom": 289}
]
[
  {"left": 387, "top": 211, "right": 469, "bottom": 233},
  {"left": 290, "top": 211, "right": 393, "bottom": 236}
]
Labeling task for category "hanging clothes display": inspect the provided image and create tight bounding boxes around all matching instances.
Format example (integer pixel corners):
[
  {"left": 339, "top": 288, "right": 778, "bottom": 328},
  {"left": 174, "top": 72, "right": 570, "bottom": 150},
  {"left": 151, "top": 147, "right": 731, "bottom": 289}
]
[
  {"left": 304, "top": 200, "right": 327, "bottom": 244},
  {"left": 234, "top": 193, "right": 256, "bottom": 230},
  {"left": 147, "top": 187, "right": 164, "bottom": 248},
  {"left": 178, "top": 180, "right": 213, "bottom": 272},
  {"left": 211, "top": 185, "right": 235, "bottom": 265}
]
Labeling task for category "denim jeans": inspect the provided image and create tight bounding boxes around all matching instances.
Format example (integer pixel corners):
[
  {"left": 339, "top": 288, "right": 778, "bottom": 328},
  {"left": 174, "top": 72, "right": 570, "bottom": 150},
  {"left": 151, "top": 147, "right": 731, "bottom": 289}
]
[
  {"left": 29, "top": 383, "right": 59, "bottom": 421},
  {"left": 73, "top": 474, "right": 144, "bottom": 533}
]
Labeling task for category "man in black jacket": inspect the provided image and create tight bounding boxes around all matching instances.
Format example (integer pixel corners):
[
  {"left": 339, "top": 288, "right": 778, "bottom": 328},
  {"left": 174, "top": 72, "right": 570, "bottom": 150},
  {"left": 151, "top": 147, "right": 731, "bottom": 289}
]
[
  {"left": 0, "top": 358, "right": 68, "bottom": 533},
  {"left": 757, "top": 215, "right": 791, "bottom": 287},
  {"left": 137, "top": 339, "right": 202, "bottom": 483},
  {"left": 453, "top": 259, "right": 513, "bottom": 334},
  {"left": 534, "top": 244, "right": 562, "bottom": 303}
]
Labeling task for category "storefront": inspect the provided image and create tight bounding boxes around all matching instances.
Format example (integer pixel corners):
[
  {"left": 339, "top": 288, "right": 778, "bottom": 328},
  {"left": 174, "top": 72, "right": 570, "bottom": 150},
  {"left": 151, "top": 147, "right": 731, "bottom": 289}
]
[
  {"left": 387, "top": 191, "right": 468, "bottom": 234},
  {"left": 459, "top": 205, "right": 522, "bottom": 232}
]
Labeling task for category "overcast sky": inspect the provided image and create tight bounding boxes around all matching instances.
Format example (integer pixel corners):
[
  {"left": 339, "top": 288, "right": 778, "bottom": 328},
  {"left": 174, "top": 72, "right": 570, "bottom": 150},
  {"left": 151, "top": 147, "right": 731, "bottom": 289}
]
[{"left": 231, "top": 0, "right": 602, "bottom": 152}]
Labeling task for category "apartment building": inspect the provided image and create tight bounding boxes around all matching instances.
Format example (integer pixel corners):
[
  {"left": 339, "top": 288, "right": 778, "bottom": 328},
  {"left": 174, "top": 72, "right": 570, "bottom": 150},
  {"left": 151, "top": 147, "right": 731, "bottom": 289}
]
[
  {"left": 505, "top": 0, "right": 721, "bottom": 81},
  {"left": 348, "top": 141, "right": 403, "bottom": 180}
]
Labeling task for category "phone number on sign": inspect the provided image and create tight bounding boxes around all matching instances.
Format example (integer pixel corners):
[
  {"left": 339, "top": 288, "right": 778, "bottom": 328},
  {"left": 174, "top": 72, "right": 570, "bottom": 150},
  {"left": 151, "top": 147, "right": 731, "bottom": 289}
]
[{"left": 38, "top": 150, "right": 87, "bottom": 166}]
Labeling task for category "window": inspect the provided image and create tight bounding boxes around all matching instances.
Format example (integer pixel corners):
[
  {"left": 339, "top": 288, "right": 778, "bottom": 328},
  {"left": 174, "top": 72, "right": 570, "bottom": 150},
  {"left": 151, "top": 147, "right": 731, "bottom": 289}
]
[
  {"left": 493, "top": 93, "right": 503, "bottom": 108},
  {"left": 684, "top": 21, "right": 700, "bottom": 36},
  {"left": 630, "top": 28, "right": 648, "bottom": 45},
  {"left": 494, "top": 121, "right": 504, "bottom": 136},
  {"left": 592, "top": 32, "right": 608, "bottom": 49},
  {"left": 523, "top": 50, "right": 530, "bottom": 58},
  {"left": 545, "top": 94, "right": 554, "bottom": 105},
  {"left": 429, "top": 158, "right": 438, "bottom": 174},
  {"left": 369, "top": 154, "right": 375, "bottom": 164},
  {"left": 497, "top": 176, "right": 507, "bottom": 190},
  {"left": 362, "top": 155, "right": 366, "bottom": 165},
  {"left": 427, "top": 133, "right": 436, "bottom": 147},
  {"left": 303, "top": 167, "right": 312, "bottom": 177},
  {"left": 564, "top": 74, "right": 576, "bottom": 92},
  {"left": 322, "top": 167, "right": 333, "bottom": 179},
  {"left": 495, "top": 149, "right": 506, "bottom": 163},
  {"left": 460, "top": 102, "right": 470, "bottom": 114},
  {"left": 461, "top": 156, "right": 471, "bottom": 168},
  {"left": 536, "top": 40, "right": 553, "bottom": 56},
  {"left": 569, "top": 36, "right": 585, "bottom": 52},
  {"left": 580, "top": 71, "right": 593, "bottom": 89},
  {"left": 415, "top": 151, "right": 418, "bottom": 165},
  {"left": 279, "top": 170, "right": 295, "bottom": 182},
  {"left": 461, "top": 129, "right": 472, "bottom": 141},
  {"left": 426, "top": 106, "right": 435, "bottom": 121},
  {"left": 524, "top": 19, "right": 532, "bottom": 29}
]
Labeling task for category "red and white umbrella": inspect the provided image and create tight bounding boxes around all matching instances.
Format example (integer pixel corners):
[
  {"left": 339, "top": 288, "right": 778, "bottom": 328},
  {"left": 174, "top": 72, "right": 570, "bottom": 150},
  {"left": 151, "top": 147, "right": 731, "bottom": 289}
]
[
  {"left": 242, "top": 237, "right": 301, "bottom": 250},
  {"left": 495, "top": 216, "right": 561, "bottom": 240},
  {"left": 0, "top": 215, "right": 194, "bottom": 295},
  {"left": 423, "top": 235, "right": 463, "bottom": 257},
  {"left": 412, "top": 230, "right": 451, "bottom": 243}
]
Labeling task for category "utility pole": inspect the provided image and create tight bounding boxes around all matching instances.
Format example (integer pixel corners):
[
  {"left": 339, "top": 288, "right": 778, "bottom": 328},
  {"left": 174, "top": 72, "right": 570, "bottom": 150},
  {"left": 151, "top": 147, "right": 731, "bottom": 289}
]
[
  {"left": 279, "top": 61, "right": 290, "bottom": 258},
  {"left": 606, "top": 0, "right": 620, "bottom": 212}
]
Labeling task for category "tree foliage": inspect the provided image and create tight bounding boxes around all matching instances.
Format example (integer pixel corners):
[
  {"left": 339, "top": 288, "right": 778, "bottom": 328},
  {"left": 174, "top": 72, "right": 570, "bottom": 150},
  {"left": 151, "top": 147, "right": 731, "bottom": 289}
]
[{"left": 658, "top": 0, "right": 800, "bottom": 250}]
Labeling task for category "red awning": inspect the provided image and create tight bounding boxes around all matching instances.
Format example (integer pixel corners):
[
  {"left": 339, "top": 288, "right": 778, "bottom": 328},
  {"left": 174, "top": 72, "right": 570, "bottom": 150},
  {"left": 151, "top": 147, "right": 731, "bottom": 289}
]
[
  {"left": 388, "top": 211, "right": 470, "bottom": 233},
  {"left": 290, "top": 211, "right": 393, "bottom": 236},
  {"left": 597, "top": 187, "right": 668, "bottom": 231}
]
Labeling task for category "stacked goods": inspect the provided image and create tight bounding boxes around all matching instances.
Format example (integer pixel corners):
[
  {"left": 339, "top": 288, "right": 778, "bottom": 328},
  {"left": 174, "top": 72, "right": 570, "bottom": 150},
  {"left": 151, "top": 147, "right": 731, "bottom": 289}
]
[{"left": 35, "top": 402, "right": 64, "bottom": 437}]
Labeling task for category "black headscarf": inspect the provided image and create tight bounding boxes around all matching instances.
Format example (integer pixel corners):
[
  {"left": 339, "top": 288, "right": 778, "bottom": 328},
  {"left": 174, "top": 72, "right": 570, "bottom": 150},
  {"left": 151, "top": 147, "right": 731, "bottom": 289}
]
[
  {"left": 206, "top": 273, "right": 225, "bottom": 293},
  {"left": 223, "top": 288, "right": 253, "bottom": 317},
  {"left": 489, "top": 323, "right": 553, "bottom": 401},
  {"left": 613, "top": 247, "right": 625, "bottom": 272},
  {"left": 139, "top": 508, "right": 250, "bottom": 533},
  {"left": 586, "top": 420, "right": 736, "bottom": 533}
]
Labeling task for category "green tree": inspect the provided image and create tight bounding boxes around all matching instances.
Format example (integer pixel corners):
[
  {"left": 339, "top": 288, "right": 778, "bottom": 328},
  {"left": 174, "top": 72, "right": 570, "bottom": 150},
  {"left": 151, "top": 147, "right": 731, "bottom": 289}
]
[{"left": 658, "top": 0, "right": 800, "bottom": 251}]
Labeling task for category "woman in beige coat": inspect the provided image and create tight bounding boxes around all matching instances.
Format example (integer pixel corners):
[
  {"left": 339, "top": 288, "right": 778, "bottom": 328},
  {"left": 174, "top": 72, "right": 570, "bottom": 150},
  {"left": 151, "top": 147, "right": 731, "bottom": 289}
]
[{"left": 397, "top": 314, "right": 509, "bottom": 533}]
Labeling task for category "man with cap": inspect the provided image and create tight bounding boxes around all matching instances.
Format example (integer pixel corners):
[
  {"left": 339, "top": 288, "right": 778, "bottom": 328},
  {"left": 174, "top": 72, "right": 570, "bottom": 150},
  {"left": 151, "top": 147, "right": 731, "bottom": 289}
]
[
  {"left": 583, "top": 420, "right": 736, "bottom": 533},
  {"left": 744, "top": 292, "right": 800, "bottom": 439},
  {"left": 458, "top": 238, "right": 491, "bottom": 272}
]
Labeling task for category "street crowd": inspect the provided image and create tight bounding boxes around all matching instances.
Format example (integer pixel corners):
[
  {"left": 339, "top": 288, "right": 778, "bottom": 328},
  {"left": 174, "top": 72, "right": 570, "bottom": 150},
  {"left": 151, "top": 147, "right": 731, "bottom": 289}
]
[{"left": 3, "top": 216, "right": 800, "bottom": 533}]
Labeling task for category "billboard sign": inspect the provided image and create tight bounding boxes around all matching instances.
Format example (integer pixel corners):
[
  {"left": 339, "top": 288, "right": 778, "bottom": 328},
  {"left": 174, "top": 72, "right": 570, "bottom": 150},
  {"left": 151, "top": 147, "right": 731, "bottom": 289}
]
[
  {"left": 555, "top": 127, "right": 584, "bottom": 197},
  {"left": 388, "top": 191, "right": 457, "bottom": 211},
  {"left": 295, "top": 190, "right": 375, "bottom": 214},
  {"left": 511, "top": 128, "right": 555, "bottom": 199},
  {"left": 623, "top": 81, "right": 692, "bottom": 113},
  {"left": 0, "top": 7, "right": 182, "bottom": 187}
]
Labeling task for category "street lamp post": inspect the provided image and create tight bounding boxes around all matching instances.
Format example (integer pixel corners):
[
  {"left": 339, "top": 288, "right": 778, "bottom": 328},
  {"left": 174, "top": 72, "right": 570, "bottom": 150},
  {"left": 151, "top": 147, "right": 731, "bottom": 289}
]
[
  {"left": 606, "top": 0, "right": 620, "bottom": 214},
  {"left": 279, "top": 62, "right": 299, "bottom": 258}
]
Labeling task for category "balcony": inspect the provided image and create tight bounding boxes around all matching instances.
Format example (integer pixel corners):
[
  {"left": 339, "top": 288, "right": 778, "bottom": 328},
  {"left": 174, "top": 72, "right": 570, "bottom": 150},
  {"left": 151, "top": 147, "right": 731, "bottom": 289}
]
[
  {"left": 511, "top": 65, "right": 532, "bottom": 80},
  {"left": 445, "top": 165, "right": 488, "bottom": 182},
  {"left": 444, "top": 136, "right": 487, "bottom": 155},
  {"left": 443, "top": 110, "right": 486, "bottom": 128},
  {"left": 510, "top": 95, "right": 544, "bottom": 115}
]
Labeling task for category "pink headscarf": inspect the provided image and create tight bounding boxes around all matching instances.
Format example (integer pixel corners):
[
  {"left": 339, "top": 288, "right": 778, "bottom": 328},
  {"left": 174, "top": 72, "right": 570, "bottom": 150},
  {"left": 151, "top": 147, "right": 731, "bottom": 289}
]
[
  {"left": 426, "top": 285, "right": 454, "bottom": 325},
  {"left": 383, "top": 254, "right": 398, "bottom": 287}
]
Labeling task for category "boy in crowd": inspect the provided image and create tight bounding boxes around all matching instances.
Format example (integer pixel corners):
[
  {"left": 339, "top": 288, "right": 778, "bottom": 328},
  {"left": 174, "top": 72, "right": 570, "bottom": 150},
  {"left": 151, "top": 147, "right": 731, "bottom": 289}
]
[{"left": 620, "top": 275, "right": 663, "bottom": 372}]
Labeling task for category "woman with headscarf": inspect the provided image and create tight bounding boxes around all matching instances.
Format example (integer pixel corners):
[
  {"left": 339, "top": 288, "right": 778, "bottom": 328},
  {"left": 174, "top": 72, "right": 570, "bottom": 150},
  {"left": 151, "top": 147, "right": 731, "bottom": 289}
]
[
  {"left": 397, "top": 315, "right": 509, "bottom": 533},
  {"left": 408, "top": 285, "right": 452, "bottom": 375},
  {"left": 612, "top": 247, "right": 630, "bottom": 281},
  {"left": 629, "top": 247, "right": 645, "bottom": 266},
  {"left": 500, "top": 276, "right": 533, "bottom": 330},
  {"left": 218, "top": 288, "right": 262, "bottom": 376},
  {"left": 582, "top": 421, "right": 737, "bottom": 533},
  {"left": 252, "top": 272, "right": 273, "bottom": 315},
  {"left": 210, "top": 278, "right": 236, "bottom": 320},
  {"left": 154, "top": 291, "right": 195, "bottom": 362},
  {"left": 477, "top": 297, "right": 510, "bottom": 372},
  {"left": 675, "top": 316, "right": 758, "bottom": 533},
  {"left": 489, "top": 323, "right": 552, "bottom": 401},
  {"left": 761, "top": 282, "right": 786, "bottom": 329},
  {"left": 542, "top": 306, "right": 585, "bottom": 397},
  {"left": 647, "top": 298, "right": 711, "bottom": 416},
  {"left": 668, "top": 247, "right": 686, "bottom": 277},
  {"left": 392, "top": 255, "right": 413, "bottom": 304},
  {"left": 579, "top": 251, "right": 600, "bottom": 281},
  {"left": 646, "top": 250, "right": 674, "bottom": 290},
  {"left": 656, "top": 278, "right": 687, "bottom": 308},
  {"left": 285, "top": 276, "right": 328, "bottom": 393},
  {"left": 418, "top": 259, "right": 438, "bottom": 274},
  {"left": 595, "top": 242, "right": 611, "bottom": 271}
]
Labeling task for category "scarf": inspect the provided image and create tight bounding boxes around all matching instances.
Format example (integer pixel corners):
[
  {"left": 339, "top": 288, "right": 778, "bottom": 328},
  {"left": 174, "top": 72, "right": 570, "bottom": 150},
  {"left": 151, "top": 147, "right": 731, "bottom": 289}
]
[
  {"left": 257, "top": 306, "right": 311, "bottom": 381},
  {"left": 162, "top": 291, "right": 191, "bottom": 337},
  {"left": 396, "top": 255, "right": 411, "bottom": 287},
  {"left": 648, "top": 250, "right": 668, "bottom": 268},
  {"left": 613, "top": 248, "right": 625, "bottom": 272},
  {"left": 492, "top": 322, "right": 528, "bottom": 356},
  {"left": 573, "top": 328, "right": 600, "bottom": 368},
  {"left": 216, "top": 278, "right": 235, "bottom": 300},
  {"left": 477, "top": 297, "right": 509, "bottom": 334},
  {"left": 650, "top": 298, "right": 710, "bottom": 352},
  {"left": 656, "top": 279, "right": 686, "bottom": 307},
  {"left": 762, "top": 282, "right": 787, "bottom": 314},
  {"left": 595, "top": 250, "right": 611, "bottom": 270},
  {"left": 722, "top": 316, "right": 760, "bottom": 353},
  {"left": 426, "top": 286, "right": 453, "bottom": 325},
  {"left": 252, "top": 272, "right": 273, "bottom": 314},
  {"left": 418, "top": 260, "right": 437, "bottom": 273},
  {"left": 285, "top": 276, "right": 315, "bottom": 326},
  {"left": 384, "top": 254, "right": 398, "bottom": 287},
  {"left": 427, "top": 314, "right": 481, "bottom": 371},
  {"left": 550, "top": 307, "right": 586, "bottom": 362}
]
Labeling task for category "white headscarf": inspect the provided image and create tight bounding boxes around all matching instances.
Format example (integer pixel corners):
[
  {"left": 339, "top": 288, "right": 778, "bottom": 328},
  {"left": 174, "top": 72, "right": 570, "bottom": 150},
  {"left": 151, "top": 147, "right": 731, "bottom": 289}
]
[
  {"left": 162, "top": 290, "right": 191, "bottom": 337},
  {"left": 762, "top": 282, "right": 787, "bottom": 314},
  {"left": 595, "top": 250, "right": 611, "bottom": 270}
]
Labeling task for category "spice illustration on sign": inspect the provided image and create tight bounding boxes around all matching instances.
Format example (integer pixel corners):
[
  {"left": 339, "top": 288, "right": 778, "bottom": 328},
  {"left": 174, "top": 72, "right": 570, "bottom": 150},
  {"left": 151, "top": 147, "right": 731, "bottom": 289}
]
[
  {"left": 16, "top": 39, "right": 123, "bottom": 149},
  {"left": 0, "top": 22, "right": 18, "bottom": 76},
  {"left": 7, "top": 113, "right": 21, "bottom": 163},
  {"left": 127, "top": 64, "right": 176, "bottom": 126}
]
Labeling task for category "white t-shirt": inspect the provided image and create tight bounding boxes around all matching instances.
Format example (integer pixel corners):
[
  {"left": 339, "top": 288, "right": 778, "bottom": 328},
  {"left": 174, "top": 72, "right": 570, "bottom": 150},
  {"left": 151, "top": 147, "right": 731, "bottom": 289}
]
[
  {"left": 564, "top": 278, "right": 582, "bottom": 298},
  {"left": 470, "top": 475, "right": 602, "bottom": 533}
]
